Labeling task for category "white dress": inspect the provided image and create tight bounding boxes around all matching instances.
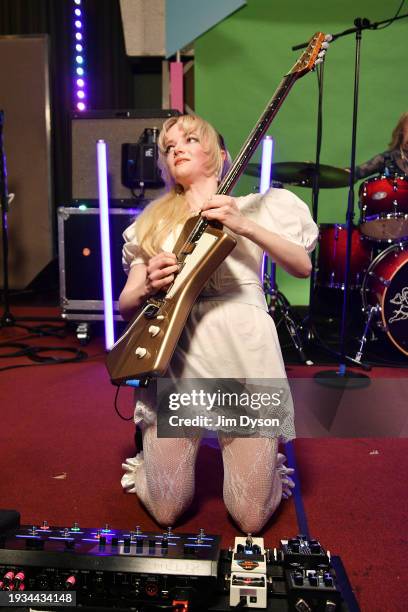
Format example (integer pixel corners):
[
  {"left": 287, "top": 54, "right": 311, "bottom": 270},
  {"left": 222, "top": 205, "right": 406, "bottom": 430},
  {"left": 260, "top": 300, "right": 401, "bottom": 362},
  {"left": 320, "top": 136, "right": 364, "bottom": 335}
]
[{"left": 122, "top": 187, "right": 318, "bottom": 442}]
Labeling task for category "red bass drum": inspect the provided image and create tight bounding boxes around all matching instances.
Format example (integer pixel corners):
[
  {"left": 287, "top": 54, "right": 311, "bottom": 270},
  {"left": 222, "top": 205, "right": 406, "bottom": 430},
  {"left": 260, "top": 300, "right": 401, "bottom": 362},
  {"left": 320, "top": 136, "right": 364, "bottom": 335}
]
[{"left": 362, "top": 242, "right": 408, "bottom": 356}]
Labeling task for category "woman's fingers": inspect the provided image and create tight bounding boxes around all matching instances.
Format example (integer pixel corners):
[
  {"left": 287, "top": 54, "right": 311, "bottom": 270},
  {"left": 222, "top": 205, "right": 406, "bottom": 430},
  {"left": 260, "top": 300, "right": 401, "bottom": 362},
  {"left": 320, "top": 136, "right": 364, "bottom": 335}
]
[
  {"left": 148, "top": 264, "right": 179, "bottom": 282},
  {"left": 149, "top": 252, "right": 177, "bottom": 269}
]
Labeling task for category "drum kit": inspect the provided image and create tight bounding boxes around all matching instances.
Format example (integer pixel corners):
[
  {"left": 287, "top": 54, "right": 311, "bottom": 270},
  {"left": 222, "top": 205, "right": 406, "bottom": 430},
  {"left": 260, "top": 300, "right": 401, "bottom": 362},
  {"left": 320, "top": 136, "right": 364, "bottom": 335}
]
[{"left": 246, "top": 162, "right": 408, "bottom": 360}]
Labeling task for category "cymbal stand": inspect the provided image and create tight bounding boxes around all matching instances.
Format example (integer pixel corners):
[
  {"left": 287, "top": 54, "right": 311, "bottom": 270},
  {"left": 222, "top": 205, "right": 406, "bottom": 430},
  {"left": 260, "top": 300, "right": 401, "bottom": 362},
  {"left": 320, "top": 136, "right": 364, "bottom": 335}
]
[
  {"left": 303, "top": 62, "right": 324, "bottom": 343},
  {"left": 264, "top": 256, "right": 313, "bottom": 365}
]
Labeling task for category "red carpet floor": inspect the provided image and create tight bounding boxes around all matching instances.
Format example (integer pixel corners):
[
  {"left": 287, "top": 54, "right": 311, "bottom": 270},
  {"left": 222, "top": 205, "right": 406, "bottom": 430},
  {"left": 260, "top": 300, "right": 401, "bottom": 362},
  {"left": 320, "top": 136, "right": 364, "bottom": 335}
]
[{"left": 0, "top": 306, "right": 407, "bottom": 611}]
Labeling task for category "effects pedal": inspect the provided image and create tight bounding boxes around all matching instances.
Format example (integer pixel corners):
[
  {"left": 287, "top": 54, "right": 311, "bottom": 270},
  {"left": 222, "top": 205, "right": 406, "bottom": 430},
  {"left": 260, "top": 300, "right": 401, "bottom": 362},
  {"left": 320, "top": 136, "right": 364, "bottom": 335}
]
[{"left": 229, "top": 534, "right": 267, "bottom": 608}]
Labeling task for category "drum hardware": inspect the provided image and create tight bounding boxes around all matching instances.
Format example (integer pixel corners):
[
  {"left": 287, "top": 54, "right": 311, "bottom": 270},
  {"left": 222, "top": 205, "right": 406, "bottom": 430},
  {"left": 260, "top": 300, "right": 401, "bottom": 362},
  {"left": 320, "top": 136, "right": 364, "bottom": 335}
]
[
  {"left": 354, "top": 305, "right": 380, "bottom": 362},
  {"left": 263, "top": 265, "right": 313, "bottom": 366}
]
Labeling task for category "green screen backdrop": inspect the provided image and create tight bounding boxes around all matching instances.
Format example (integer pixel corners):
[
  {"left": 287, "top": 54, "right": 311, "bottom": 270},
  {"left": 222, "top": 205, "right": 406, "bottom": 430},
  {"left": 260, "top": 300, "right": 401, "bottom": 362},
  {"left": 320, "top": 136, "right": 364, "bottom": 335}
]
[{"left": 195, "top": 0, "right": 407, "bottom": 304}]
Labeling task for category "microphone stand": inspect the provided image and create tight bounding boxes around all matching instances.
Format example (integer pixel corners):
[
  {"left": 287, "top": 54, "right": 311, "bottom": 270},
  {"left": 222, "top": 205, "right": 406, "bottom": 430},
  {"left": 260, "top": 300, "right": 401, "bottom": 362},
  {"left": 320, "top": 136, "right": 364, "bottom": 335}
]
[
  {"left": 318, "top": 18, "right": 372, "bottom": 386},
  {"left": 292, "top": 33, "right": 371, "bottom": 373}
]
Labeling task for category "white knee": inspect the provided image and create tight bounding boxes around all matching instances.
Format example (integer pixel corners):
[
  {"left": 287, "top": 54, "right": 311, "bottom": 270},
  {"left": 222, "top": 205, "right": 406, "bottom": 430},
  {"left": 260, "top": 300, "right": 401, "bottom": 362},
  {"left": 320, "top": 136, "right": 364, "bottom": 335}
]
[
  {"left": 148, "top": 490, "right": 194, "bottom": 527},
  {"left": 227, "top": 492, "right": 281, "bottom": 534}
]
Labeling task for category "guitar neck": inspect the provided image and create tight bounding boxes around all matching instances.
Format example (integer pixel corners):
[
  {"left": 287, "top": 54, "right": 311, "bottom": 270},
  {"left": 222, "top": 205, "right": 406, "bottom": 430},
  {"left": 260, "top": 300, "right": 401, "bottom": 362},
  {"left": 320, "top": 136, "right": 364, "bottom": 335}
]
[{"left": 217, "top": 73, "right": 297, "bottom": 196}]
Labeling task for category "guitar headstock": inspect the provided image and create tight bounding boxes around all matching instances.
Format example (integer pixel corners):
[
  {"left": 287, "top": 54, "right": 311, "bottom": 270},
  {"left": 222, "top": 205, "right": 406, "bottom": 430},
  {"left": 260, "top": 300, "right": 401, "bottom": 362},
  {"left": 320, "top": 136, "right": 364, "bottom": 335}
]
[{"left": 288, "top": 32, "right": 331, "bottom": 78}]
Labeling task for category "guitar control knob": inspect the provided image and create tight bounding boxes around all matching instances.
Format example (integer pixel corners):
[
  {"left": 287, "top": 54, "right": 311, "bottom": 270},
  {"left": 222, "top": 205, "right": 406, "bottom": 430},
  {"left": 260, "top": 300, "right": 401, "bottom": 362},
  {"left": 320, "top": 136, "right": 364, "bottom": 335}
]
[
  {"left": 156, "top": 315, "right": 165, "bottom": 320},
  {"left": 135, "top": 347, "right": 147, "bottom": 359},
  {"left": 148, "top": 325, "right": 160, "bottom": 337}
]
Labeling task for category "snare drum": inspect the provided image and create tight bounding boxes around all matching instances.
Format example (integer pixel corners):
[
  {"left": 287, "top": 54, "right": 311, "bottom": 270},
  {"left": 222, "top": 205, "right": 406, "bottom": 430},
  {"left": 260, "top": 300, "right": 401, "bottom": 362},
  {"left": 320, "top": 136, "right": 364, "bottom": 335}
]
[
  {"left": 359, "top": 175, "right": 408, "bottom": 241},
  {"left": 316, "top": 224, "right": 373, "bottom": 289},
  {"left": 362, "top": 242, "right": 408, "bottom": 356}
]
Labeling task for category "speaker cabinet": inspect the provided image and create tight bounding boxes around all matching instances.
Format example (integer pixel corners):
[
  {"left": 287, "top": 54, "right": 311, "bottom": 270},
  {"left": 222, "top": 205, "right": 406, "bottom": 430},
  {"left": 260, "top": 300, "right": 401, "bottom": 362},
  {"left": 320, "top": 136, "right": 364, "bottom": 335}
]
[
  {"left": 71, "top": 110, "right": 179, "bottom": 204},
  {"left": 58, "top": 206, "right": 142, "bottom": 320}
]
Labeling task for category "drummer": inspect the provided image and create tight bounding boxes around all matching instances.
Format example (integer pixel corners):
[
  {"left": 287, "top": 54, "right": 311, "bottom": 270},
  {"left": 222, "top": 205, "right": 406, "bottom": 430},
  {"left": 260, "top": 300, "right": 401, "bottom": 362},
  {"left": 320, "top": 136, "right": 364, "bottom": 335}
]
[{"left": 352, "top": 111, "right": 408, "bottom": 179}]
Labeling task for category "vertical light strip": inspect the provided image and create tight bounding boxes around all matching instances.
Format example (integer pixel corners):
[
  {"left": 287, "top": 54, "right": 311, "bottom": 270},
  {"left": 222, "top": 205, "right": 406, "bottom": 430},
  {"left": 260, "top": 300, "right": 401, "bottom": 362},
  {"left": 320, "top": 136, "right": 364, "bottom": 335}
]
[
  {"left": 259, "top": 135, "right": 274, "bottom": 195},
  {"left": 72, "top": 0, "right": 87, "bottom": 111},
  {"left": 97, "top": 140, "right": 115, "bottom": 350},
  {"left": 259, "top": 136, "right": 274, "bottom": 280}
]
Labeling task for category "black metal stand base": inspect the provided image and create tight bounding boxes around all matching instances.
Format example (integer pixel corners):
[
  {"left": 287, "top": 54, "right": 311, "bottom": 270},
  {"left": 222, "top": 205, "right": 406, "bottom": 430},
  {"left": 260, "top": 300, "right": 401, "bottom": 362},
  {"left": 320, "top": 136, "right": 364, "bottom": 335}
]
[{"left": 314, "top": 368, "right": 370, "bottom": 389}]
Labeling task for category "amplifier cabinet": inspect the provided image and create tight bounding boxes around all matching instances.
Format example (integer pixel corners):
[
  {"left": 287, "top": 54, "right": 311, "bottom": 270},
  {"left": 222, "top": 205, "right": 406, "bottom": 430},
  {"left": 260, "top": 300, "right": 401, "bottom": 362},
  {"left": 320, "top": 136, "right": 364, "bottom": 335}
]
[
  {"left": 71, "top": 109, "right": 179, "bottom": 203},
  {"left": 58, "top": 206, "right": 142, "bottom": 320}
]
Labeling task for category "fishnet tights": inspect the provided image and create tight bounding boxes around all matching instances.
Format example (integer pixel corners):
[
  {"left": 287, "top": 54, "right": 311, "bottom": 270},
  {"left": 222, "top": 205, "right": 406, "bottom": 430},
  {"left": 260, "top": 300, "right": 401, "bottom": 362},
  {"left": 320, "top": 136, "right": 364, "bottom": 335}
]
[{"left": 133, "top": 422, "right": 282, "bottom": 533}]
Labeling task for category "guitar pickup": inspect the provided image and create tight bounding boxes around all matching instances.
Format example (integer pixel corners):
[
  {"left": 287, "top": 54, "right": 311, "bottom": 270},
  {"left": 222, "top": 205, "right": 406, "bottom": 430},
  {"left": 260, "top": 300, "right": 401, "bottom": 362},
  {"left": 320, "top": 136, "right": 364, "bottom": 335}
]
[{"left": 190, "top": 225, "right": 206, "bottom": 242}]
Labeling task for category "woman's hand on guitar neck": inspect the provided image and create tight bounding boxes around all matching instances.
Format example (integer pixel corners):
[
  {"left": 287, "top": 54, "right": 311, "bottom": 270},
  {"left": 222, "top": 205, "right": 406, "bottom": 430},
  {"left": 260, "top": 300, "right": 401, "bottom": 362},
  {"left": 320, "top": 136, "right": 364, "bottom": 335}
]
[
  {"left": 146, "top": 251, "right": 179, "bottom": 294},
  {"left": 200, "top": 195, "right": 248, "bottom": 235},
  {"left": 119, "top": 252, "right": 179, "bottom": 321}
]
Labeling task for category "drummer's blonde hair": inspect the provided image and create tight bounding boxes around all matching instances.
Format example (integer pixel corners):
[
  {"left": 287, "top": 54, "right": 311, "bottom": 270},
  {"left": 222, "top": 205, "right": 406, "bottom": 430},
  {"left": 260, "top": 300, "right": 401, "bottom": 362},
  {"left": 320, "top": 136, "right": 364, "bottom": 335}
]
[
  {"left": 130, "top": 114, "right": 230, "bottom": 258},
  {"left": 389, "top": 112, "right": 408, "bottom": 150}
]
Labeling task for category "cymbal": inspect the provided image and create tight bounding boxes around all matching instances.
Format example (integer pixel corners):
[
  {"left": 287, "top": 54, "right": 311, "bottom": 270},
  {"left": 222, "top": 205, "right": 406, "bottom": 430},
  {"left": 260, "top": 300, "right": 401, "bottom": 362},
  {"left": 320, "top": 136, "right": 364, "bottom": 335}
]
[{"left": 244, "top": 162, "right": 350, "bottom": 188}]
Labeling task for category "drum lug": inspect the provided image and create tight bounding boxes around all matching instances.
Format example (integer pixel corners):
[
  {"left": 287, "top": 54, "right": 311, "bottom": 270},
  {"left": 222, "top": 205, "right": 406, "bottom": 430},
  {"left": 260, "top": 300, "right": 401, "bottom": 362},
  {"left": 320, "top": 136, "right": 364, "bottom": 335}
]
[{"left": 377, "top": 321, "right": 388, "bottom": 333}]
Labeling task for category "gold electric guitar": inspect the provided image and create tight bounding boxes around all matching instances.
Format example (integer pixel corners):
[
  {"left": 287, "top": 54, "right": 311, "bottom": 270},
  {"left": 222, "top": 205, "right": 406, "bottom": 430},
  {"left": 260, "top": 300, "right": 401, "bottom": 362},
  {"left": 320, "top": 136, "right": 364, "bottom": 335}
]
[{"left": 107, "top": 32, "right": 328, "bottom": 384}]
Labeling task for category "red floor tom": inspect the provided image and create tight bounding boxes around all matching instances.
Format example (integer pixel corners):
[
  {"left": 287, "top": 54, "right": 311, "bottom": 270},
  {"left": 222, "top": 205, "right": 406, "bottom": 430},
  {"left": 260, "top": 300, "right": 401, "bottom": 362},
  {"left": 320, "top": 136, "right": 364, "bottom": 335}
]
[{"left": 316, "top": 224, "right": 372, "bottom": 289}]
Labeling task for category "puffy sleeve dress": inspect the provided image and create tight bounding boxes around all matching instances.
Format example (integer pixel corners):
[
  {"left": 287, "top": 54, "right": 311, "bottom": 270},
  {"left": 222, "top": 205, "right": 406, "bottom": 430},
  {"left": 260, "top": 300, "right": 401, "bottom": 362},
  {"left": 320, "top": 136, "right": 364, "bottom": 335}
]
[{"left": 121, "top": 187, "right": 318, "bottom": 442}]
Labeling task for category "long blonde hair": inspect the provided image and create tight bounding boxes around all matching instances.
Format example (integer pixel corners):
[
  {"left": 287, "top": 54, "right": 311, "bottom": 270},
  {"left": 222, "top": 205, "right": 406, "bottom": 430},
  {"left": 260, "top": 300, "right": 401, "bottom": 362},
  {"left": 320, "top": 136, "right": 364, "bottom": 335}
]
[
  {"left": 132, "top": 114, "right": 230, "bottom": 258},
  {"left": 389, "top": 112, "right": 408, "bottom": 150}
]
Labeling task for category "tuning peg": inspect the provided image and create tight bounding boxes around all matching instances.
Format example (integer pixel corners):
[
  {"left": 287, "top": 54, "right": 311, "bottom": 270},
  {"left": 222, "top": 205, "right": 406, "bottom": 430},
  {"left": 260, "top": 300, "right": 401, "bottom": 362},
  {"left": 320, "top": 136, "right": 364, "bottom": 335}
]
[{"left": 325, "top": 34, "right": 333, "bottom": 42}]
